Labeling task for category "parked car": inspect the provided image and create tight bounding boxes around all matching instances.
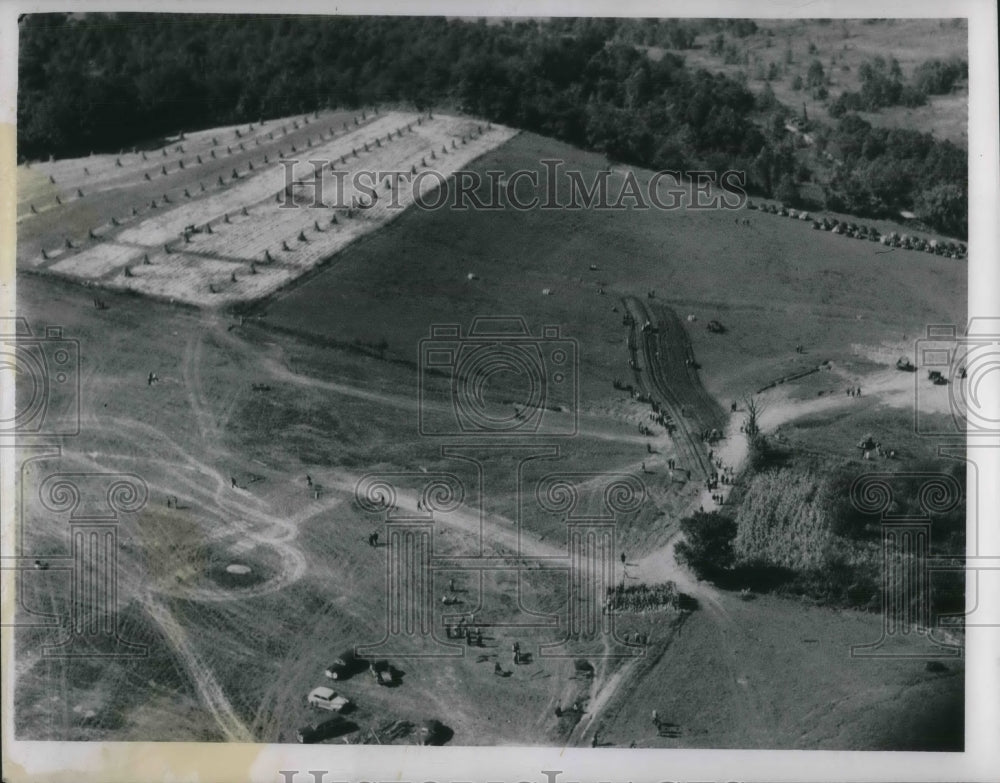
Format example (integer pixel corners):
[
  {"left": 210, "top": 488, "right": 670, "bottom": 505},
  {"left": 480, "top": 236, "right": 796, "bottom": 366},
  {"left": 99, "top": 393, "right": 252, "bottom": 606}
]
[
  {"left": 307, "top": 686, "right": 350, "bottom": 712},
  {"left": 297, "top": 716, "right": 354, "bottom": 743},
  {"left": 324, "top": 648, "right": 364, "bottom": 680},
  {"left": 369, "top": 660, "right": 396, "bottom": 686},
  {"left": 418, "top": 719, "right": 451, "bottom": 746}
]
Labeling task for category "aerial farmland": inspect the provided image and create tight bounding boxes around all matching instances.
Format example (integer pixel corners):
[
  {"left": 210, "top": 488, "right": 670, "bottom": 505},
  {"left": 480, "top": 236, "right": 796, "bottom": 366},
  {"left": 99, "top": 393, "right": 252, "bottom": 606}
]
[{"left": 7, "top": 13, "right": 974, "bottom": 759}]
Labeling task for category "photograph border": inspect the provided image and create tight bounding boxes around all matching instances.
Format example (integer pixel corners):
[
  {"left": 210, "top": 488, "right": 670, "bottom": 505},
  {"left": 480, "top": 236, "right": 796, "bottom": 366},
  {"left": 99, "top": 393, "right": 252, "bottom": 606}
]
[{"left": 1, "top": 0, "right": 997, "bottom": 781}]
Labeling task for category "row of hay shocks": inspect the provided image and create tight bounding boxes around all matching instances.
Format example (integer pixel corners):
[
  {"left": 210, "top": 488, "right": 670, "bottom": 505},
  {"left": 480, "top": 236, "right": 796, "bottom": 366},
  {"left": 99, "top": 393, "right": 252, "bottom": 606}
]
[
  {"left": 359, "top": 117, "right": 496, "bottom": 207},
  {"left": 747, "top": 199, "right": 966, "bottom": 259},
  {"left": 32, "top": 107, "right": 418, "bottom": 252},
  {"left": 41, "top": 112, "right": 494, "bottom": 282},
  {"left": 35, "top": 111, "right": 383, "bottom": 262},
  {"left": 27, "top": 107, "right": 328, "bottom": 170},
  {"left": 25, "top": 107, "right": 371, "bottom": 215},
  {"left": 33, "top": 107, "right": 439, "bottom": 221},
  {"left": 118, "top": 201, "right": 351, "bottom": 293},
  {"left": 118, "top": 136, "right": 427, "bottom": 294},
  {"left": 285, "top": 112, "right": 491, "bottom": 188}
]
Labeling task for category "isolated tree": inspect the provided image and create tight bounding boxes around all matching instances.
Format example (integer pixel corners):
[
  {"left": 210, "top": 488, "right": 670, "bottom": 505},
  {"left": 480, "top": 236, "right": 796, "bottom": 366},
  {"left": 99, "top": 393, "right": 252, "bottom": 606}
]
[
  {"left": 675, "top": 510, "right": 737, "bottom": 580},
  {"left": 741, "top": 393, "right": 771, "bottom": 471},
  {"left": 741, "top": 393, "right": 765, "bottom": 444},
  {"left": 806, "top": 59, "right": 826, "bottom": 89}
]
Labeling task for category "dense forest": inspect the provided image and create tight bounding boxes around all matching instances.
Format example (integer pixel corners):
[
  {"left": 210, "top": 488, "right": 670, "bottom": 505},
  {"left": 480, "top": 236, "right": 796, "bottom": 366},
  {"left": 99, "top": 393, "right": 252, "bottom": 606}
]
[{"left": 17, "top": 14, "right": 967, "bottom": 237}]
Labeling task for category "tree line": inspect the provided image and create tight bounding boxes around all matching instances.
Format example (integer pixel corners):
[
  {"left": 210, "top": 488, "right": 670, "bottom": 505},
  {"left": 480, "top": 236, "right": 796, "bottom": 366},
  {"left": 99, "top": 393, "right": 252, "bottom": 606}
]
[
  {"left": 828, "top": 55, "right": 967, "bottom": 116},
  {"left": 18, "top": 14, "right": 966, "bottom": 237}
]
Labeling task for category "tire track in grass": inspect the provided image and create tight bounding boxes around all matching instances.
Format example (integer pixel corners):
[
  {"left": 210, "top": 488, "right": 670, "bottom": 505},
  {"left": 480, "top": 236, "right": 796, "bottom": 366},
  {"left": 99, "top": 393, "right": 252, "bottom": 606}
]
[{"left": 140, "top": 593, "right": 253, "bottom": 742}]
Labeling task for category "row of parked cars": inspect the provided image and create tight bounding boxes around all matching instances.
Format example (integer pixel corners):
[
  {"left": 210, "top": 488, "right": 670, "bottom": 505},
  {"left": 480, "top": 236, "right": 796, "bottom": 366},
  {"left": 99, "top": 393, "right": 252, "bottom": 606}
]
[
  {"left": 297, "top": 648, "right": 402, "bottom": 743},
  {"left": 747, "top": 200, "right": 967, "bottom": 259}
]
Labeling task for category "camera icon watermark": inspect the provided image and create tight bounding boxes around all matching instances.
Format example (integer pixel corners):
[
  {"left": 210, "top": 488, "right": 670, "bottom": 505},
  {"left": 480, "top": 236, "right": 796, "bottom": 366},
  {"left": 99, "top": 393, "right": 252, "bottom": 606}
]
[
  {"left": 849, "top": 472, "right": 964, "bottom": 659},
  {"left": 353, "top": 454, "right": 646, "bottom": 660},
  {"left": 3, "top": 464, "right": 148, "bottom": 658},
  {"left": 914, "top": 318, "right": 1000, "bottom": 437},
  {"left": 418, "top": 317, "right": 578, "bottom": 437},
  {"left": 0, "top": 317, "right": 81, "bottom": 437}
]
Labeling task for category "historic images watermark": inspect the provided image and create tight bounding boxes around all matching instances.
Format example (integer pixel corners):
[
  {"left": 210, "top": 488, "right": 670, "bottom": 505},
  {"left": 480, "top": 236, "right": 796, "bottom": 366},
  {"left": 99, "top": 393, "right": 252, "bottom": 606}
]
[
  {"left": 913, "top": 317, "right": 1000, "bottom": 437},
  {"left": 353, "top": 459, "right": 647, "bottom": 661},
  {"left": 277, "top": 158, "right": 748, "bottom": 212},
  {"left": 0, "top": 317, "right": 80, "bottom": 437},
  {"left": 1, "top": 319, "right": 146, "bottom": 658},
  {"left": 276, "top": 771, "right": 735, "bottom": 783},
  {"left": 418, "top": 317, "right": 579, "bottom": 438},
  {"left": 850, "top": 317, "right": 1000, "bottom": 658},
  {"left": 3, "top": 466, "right": 149, "bottom": 658},
  {"left": 352, "top": 316, "right": 647, "bottom": 660},
  {"left": 849, "top": 472, "right": 964, "bottom": 659}
]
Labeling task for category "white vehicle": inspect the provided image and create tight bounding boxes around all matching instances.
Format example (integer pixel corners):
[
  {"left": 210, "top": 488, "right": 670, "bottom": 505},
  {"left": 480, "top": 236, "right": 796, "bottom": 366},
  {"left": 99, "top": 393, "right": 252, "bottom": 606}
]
[{"left": 307, "top": 686, "right": 350, "bottom": 712}]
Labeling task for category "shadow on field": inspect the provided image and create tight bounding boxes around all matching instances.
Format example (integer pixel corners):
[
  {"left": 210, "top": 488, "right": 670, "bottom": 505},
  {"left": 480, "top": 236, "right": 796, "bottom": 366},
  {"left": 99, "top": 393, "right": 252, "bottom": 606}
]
[
  {"left": 875, "top": 677, "right": 964, "bottom": 751},
  {"left": 713, "top": 564, "right": 797, "bottom": 593}
]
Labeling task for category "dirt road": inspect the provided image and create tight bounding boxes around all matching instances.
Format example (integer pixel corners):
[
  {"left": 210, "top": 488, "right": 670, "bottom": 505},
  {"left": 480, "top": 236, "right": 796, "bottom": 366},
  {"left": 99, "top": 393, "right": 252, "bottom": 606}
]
[{"left": 623, "top": 296, "right": 719, "bottom": 480}]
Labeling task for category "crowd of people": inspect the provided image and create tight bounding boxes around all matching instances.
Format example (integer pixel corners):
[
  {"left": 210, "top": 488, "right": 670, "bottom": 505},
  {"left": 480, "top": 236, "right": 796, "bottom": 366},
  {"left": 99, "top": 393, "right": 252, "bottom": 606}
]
[{"left": 605, "top": 582, "right": 681, "bottom": 614}]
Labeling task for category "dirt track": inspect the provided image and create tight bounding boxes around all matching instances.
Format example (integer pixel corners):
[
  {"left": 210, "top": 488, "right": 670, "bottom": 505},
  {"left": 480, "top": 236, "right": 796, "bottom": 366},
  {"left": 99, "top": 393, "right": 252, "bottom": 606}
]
[
  {"left": 623, "top": 296, "right": 723, "bottom": 480},
  {"left": 11, "top": 110, "right": 965, "bottom": 748}
]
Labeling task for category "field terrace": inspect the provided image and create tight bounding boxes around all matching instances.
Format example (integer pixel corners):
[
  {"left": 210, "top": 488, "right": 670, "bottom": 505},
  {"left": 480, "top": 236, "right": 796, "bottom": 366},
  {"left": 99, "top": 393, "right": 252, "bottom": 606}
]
[{"left": 18, "top": 111, "right": 516, "bottom": 307}]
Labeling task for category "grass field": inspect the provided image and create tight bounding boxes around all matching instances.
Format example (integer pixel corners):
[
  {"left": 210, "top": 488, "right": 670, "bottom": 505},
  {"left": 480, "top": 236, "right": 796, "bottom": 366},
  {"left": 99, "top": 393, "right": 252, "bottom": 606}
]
[
  {"left": 261, "top": 131, "right": 965, "bottom": 410},
  {"left": 676, "top": 18, "right": 967, "bottom": 143},
  {"left": 11, "top": 104, "right": 966, "bottom": 748}
]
